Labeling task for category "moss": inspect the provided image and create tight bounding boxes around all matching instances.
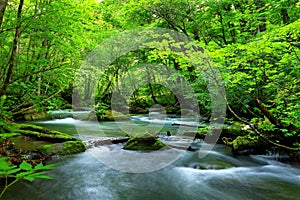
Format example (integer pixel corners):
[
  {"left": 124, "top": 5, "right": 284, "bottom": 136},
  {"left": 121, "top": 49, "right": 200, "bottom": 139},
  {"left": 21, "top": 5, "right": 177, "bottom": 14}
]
[
  {"left": 103, "top": 110, "right": 129, "bottom": 121},
  {"left": 195, "top": 160, "right": 235, "bottom": 170},
  {"left": 9, "top": 124, "right": 76, "bottom": 142},
  {"left": 39, "top": 141, "right": 86, "bottom": 155},
  {"left": 4, "top": 123, "right": 86, "bottom": 156},
  {"left": 224, "top": 135, "right": 268, "bottom": 152},
  {"left": 183, "top": 131, "right": 206, "bottom": 139},
  {"left": 11, "top": 123, "right": 60, "bottom": 134},
  {"left": 123, "top": 132, "right": 166, "bottom": 151},
  {"left": 90, "top": 110, "right": 129, "bottom": 121},
  {"left": 7, "top": 136, "right": 52, "bottom": 151},
  {"left": 0, "top": 133, "right": 21, "bottom": 140},
  {"left": 23, "top": 111, "right": 50, "bottom": 121},
  {"left": 129, "top": 106, "right": 148, "bottom": 114}
]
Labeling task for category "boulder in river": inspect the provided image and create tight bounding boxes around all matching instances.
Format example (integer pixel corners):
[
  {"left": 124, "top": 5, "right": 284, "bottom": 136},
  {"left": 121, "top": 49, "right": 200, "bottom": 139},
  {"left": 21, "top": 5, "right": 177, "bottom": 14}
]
[
  {"left": 123, "top": 132, "right": 166, "bottom": 151},
  {"left": 85, "top": 110, "right": 129, "bottom": 121},
  {"left": 222, "top": 135, "right": 268, "bottom": 154}
]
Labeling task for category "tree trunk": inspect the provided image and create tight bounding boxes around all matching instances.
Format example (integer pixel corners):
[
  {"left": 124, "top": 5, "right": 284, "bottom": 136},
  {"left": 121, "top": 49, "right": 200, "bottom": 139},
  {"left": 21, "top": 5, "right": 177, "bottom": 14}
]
[
  {"left": 0, "top": 0, "right": 24, "bottom": 98},
  {"left": 218, "top": 13, "right": 227, "bottom": 45},
  {"left": 281, "top": 8, "right": 290, "bottom": 25},
  {"left": 228, "top": 22, "right": 236, "bottom": 43},
  {"left": 146, "top": 65, "right": 157, "bottom": 104},
  {"left": 255, "top": 98, "right": 299, "bottom": 133},
  {"left": 255, "top": 98, "right": 281, "bottom": 126},
  {"left": 0, "top": 0, "right": 8, "bottom": 29}
]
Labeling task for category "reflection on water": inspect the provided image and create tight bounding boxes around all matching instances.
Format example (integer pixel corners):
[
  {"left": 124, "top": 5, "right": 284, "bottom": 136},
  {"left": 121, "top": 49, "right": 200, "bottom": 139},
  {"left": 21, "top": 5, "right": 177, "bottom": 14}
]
[{"left": 4, "top": 116, "right": 300, "bottom": 200}]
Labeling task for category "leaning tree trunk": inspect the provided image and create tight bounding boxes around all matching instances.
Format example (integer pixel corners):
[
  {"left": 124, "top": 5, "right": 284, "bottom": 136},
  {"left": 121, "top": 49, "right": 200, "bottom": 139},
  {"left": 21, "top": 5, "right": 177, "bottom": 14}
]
[
  {"left": 0, "top": 0, "right": 8, "bottom": 29},
  {"left": 255, "top": 98, "right": 299, "bottom": 133}
]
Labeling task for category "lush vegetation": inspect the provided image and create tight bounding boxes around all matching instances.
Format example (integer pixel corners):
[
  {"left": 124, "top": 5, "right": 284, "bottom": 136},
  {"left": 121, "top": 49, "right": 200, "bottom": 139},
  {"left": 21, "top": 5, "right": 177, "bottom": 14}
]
[
  {"left": 0, "top": 0, "right": 299, "bottom": 155},
  {"left": 0, "top": 157, "right": 56, "bottom": 198}
]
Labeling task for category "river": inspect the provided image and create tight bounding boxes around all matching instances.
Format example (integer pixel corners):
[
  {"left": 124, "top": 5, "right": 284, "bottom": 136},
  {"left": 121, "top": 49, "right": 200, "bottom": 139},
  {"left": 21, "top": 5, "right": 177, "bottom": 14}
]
[{"left": 2, "top": 113, "right": 300, "bottom": 200}]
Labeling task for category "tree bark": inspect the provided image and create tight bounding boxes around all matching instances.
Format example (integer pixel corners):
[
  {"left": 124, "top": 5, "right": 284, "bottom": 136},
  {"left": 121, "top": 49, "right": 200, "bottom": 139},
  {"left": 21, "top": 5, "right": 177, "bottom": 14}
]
[
  {"left": 218, "top": 13, "right": 228, "bottom": 45},
  {"left": 255, "top": 98, "right": 281, "bottom": 126},
  {"left": 0, "top": 0, "right": 8, "bottom": 29},
  {"left": 255, "top": 98, "right": 299, "bottom": 132},
  {"left": 146, "top": 65, "right": 157, "bottom": 104},
  {"left": 281, "top": 8, "right": 290, "bottom": 25},
  {"left": 226, "top": 101, "right": 299, "bottom": 151},
  {"left": 0, "top": 0, "right": 24, "bottom": 98}
]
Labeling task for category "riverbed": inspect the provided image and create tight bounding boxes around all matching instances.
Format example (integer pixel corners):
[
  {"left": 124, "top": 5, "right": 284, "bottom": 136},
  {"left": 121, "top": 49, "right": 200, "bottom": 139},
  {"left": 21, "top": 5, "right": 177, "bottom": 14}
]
[{"left": 3, "top": 115, "right": 300, "bottom": 200}]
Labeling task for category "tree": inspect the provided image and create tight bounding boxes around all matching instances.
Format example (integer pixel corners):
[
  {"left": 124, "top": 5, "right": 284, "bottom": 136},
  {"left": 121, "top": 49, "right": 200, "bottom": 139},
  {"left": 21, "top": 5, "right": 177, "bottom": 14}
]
[
  {"left": 0, "top": 0, "right": 103, "bottom": 119},
  {"left": 211, "top": 19, "right": 300, "bottom": 150}
]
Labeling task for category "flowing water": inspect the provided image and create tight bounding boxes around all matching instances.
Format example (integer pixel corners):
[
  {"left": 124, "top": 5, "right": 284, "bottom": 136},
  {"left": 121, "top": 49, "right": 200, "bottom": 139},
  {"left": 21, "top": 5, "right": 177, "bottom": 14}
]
[{"left": 3, "top": 114, "right": 300, "bottom": 200}]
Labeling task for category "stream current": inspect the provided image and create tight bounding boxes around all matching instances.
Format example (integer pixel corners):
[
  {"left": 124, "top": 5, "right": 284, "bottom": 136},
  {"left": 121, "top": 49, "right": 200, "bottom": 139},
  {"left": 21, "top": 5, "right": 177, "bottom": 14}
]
[{"left": 3, "top": 113, "right": 300, "bottom": 200}]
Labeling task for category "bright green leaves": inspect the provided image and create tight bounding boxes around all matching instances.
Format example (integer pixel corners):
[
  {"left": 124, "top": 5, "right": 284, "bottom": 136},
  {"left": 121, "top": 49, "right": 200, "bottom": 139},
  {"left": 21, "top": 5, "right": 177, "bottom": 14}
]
[
  {"left": 0, "top": 158, "right": 20, "bottom": 175},
  {"left": 0, "top": 0, "right": 107, "bottom": 117},
  {"left": 0, "top": 158, "right": 56, "bottom": 198},
  {"left": 210, "top": 17, "right": 300, "bottom": 145},
  {"left": 19, "top": 160, "right": 33, "bottom": 171},
  {"left": 16, "top": 166, "right": 54, "bottom": 182}
]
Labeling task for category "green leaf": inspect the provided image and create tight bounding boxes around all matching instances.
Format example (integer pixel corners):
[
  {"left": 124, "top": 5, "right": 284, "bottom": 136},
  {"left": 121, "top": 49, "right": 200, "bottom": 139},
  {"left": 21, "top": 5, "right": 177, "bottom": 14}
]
[
  {"left": 23, "top": 172, "right": 53, "bottom": 182},
  {"left": 16, "top": 171, "right": 33, "bottom": 178},
  {"left": 19, "top": 161, "right": 33, "bottom": 171},
  {"left": 0, "top": 158, "right": 16, "bottom": 171},
  {"left": 34, "top": 163, "right": 57, "bottom": 171},
  {"left": 24, "top": 176, "right": 35, "bottom": 182},
  {"left": 6, "top": 168, "right": 21, "bottom": 175},
  {"left": 31, "top": 175, "right": 53, "bottom": 180}
]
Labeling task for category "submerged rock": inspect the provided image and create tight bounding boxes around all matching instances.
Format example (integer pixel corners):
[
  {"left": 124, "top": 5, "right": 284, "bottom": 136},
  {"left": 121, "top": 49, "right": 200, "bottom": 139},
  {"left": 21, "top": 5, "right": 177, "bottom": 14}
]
[{"left": 123, "top": 133, "right": 166, "bottom": 151}]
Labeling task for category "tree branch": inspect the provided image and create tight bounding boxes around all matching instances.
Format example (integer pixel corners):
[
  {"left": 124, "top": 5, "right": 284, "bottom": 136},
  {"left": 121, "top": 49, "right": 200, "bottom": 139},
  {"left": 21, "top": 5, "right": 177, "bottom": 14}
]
[{"left": 12, "top": 88, "right": 64, "bottom": 116}]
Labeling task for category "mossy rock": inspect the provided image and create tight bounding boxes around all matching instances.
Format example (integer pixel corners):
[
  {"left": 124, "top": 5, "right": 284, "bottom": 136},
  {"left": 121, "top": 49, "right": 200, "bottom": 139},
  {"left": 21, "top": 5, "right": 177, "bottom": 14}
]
[
  {"left": 183, "top": 125, "right": 245, "bottom": 143},
  {"left": 123, "top": 133, "right": 166, "bottom": 151},
  {"left": 192, "top": 160, "right": 235, "bottom": 170},
  {"left": 183, "top": 131, "right": 206, "bottom": 139},
  {"left": 223, "top": 135, "right": 268, "bottom": 153},
  {"left": 9, "top": 124, "right": 76, "bottom": 143},
  {"left": 39, "top": 141, "right": 86, "bottom": 155},
  {"left": 129, "top": 106, "right": 148, "bottom": 114},
  {"left": 98, "top": 110, "right": 129, "bottom": 121},
  {"left": 6, "top": 123, "right": 86, "bottom": 156},
  {"left": 23, "top": 111, "right": 51, "bottom": 121},
  {"left": 0, "top": 133, "right": 21, "bottom": 140}
]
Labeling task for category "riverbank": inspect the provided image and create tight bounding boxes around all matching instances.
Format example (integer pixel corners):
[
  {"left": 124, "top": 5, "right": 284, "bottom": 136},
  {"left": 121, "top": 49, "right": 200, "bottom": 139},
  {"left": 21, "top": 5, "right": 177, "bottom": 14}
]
[{"left": 0, "top": 122, "right": 86, "bottom": 188}]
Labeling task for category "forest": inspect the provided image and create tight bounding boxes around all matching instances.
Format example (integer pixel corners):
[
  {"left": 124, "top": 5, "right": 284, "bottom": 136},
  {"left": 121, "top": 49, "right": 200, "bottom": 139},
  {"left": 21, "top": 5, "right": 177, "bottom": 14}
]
[{"left": 0, "top": 0, "right": 300, "bottom": 199}]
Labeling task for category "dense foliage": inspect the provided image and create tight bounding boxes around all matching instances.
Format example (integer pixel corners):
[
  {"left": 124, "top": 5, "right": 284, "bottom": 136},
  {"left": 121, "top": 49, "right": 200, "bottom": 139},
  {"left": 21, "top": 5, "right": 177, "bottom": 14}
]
[
  {"left": 0, "top": 0, "right": 299, "bottom": 151},
  {"left": 0, "top": 157, "right": 56, "bottom": 198}
]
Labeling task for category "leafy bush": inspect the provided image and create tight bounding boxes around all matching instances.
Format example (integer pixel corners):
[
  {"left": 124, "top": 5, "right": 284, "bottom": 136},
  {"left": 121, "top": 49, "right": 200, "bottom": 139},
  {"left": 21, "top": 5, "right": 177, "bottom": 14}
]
[{"left": 0, "top": 157, "right": 56, "bottom": 198}]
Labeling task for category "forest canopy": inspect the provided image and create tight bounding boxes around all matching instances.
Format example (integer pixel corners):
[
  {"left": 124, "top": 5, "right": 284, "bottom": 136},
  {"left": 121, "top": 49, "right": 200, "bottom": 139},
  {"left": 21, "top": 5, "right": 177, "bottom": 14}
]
[{"left": 0, "top": 0, "right": 299, "bottom": 152}]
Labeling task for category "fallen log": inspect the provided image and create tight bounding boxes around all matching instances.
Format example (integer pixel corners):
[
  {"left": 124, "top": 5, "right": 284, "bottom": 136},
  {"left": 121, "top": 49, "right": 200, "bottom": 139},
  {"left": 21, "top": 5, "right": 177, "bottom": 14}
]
[{"left": 171, "top": 122, "right": 206, "bottom": 128}]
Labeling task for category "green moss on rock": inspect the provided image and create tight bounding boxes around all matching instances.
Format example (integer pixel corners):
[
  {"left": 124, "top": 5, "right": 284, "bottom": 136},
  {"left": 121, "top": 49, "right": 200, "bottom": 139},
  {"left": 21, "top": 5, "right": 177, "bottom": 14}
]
[
  {"left": 223, "top": 135, "right": 268, "bottom": 152},
  {"left": 123, "top": 133, "right": 166, "bottom": 151},
  {"left": 23, "top": 111, "right": 50, "bottom": 121},
  {"left": 86, "top": 110, "right": 129, "bottom": 121},
  {"left": 9, "top": 124, "right": 76, "bottom": 142},
  {"left": 102, "top": 110, "right": 129, "bottom": 121},
  {"left": 39, "top": 141, "right": 86, "bottom": 155},
  {"left": 5, "top": 123, "right": 86, "bottom": 156}
]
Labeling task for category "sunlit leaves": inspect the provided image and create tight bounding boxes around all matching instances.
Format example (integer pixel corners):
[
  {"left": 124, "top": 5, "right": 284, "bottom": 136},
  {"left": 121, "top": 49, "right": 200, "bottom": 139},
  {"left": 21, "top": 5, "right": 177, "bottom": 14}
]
[{"left": 0, "top": 158, "right": 56, "bottom": 197}]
